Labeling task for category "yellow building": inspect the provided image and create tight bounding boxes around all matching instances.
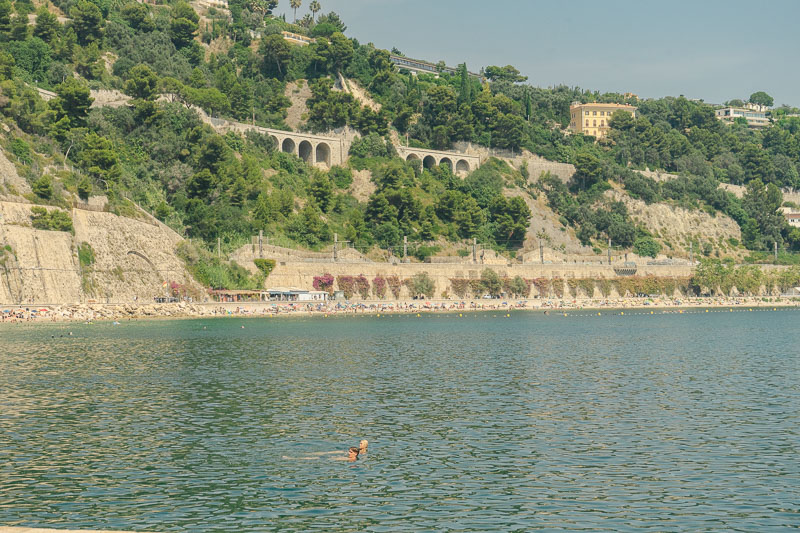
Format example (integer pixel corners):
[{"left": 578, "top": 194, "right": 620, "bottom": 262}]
[{"left": 568, "top": 102, "right": 637, "bottom": 139}]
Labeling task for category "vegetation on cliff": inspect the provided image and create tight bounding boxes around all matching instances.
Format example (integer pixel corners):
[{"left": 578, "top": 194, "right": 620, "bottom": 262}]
[{"left": 1, "top": 0, "right": 800, "bottom": 292}]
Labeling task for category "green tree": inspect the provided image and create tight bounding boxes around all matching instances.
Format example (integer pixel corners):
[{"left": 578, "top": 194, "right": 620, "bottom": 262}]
[
  {"left": 120, "top": 2, "right": 155, "bottom": 32},
  {"left": 309, "top": 172, "right": 333, "bottom": 212},
  {"left": 123, "top": 63, "right": 159, "bottom": 100},
  {"left": 0, "top": 0, "right": 12, "bottom": 41},
  {"left": 328, "top": 31, "right": 353, "bottom": 72},
  {"left": 748, "top": 91, "right": 773, "bottom": 107},
  {"left": 572, "top": 150, "right": 607, "bottom": 189},
  {"left": 309, "top": 0, "right": 320, "bottom": 21},
  {"left": 172, "top": 1, "right": 199, "bottom": 23},
  {"left": 408, "top": 272, "right": 435, "bottom": 298},
  {"left": 509, "top": 275, "right": 528, "bottom": 297},
  {"left": 492, "top": 113, "right": 525, "bottom": 150},
  {"left": 170, "top": 17, "right": 197, "bottom": 48},
  {"left": 742, "top": 178, "right": 784, "bottom": 249},
  {"left": 69, "top": 0, "right": 104, "bottom": 44},
  {"left": 10, "top": 14, "right": 30, "bottom": 41},
  {"left": 244, "top": 0, "right": 278, "bottom": 18},
  {"left": 79, "top": 133, "right": 121, "bottom": 182},
  {"left": 741, "top": 143, "right": 775, "bottom": 183},
  {"left": 484, "top": 64, "right": 527, "bottom": 83},
  {"left": 32, "top": 175, "right": 53, "bottom": 199},
  {"left": 51, "top": 78, "right": 93, "bottom": 127},
  {"left": 290, "top": 0, "right": 301, "bottom": 22},
  {"left": 187, "top": 168, "right": 214, "bottom": 198},
  {"left": 0, "top": 49, "right": 13, "bottom": 79},
  {"left": 77, "top": 175, "right": 92, "bottom": 200},
  {"left": 286, "top": 204, "right": 331, "bottom": 247},
  {"left": 33, "top": 7, "right": 59, "bottom": 43},
  {"left": 633, "top": 236, "right": 662, "bottom": 258},
  {"left": 259, "top": 33, "right": 290, "bottom": 77},
  {"left": 480, "top": 268, "right": 502, "bottom": 297}
]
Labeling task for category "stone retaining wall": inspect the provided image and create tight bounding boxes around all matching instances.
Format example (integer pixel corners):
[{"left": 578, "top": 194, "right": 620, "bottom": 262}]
[
  {"left": 262, "top": 260, "right": 694, "bottom": 299},
  {"left": 0, "top": 201, "right": 197, "bottom": 305}
]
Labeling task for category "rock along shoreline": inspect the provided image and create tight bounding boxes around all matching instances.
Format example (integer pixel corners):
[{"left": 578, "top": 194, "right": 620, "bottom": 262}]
[{"left": 1, "top": 296, "right": 799, "bottom": 324}]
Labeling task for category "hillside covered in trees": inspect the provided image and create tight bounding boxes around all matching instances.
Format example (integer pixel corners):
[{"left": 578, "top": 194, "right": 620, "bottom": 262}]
[{"left": 3, "top": 0, "right": 800, "bottom": 285}]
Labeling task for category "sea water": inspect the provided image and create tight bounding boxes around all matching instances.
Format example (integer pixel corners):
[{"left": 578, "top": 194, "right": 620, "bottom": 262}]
[{"left": 1, "top": 310, "right": 798, "bottom": 531}]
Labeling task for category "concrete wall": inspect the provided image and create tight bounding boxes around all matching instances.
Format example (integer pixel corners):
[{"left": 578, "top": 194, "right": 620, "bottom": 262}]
[
  {"left": 0, "top": 201, "right": 196, "bottom": 305},
  {"left": 260, "top": 259, "right": 694, "bottom": 299}
]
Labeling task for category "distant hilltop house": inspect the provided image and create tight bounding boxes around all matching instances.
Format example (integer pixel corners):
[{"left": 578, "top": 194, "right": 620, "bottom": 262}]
[
  {"left": 389, "top": 55, "right": 482, "bottom": 79},
  {"left": 282, "top": 31, "right": 315, "bottom": 46},
  {"left": 715, "top": 102, "right": 771, "bottom": 128},
  {"left": 781, "top": 209, "right": 800, "bottom": 228},
  {"left": 568, "top": 102, "right": 637, "bottom": 140}
]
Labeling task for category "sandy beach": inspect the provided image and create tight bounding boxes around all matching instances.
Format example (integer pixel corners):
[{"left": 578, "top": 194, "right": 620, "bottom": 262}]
[{"left": 2, "top": 295, "right": 799, "bottom": 324}]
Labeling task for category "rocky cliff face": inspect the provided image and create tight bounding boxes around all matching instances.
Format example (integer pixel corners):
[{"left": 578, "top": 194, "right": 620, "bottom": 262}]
[{"left": 0, "top": 200, "right": 198, "bottom": 305}]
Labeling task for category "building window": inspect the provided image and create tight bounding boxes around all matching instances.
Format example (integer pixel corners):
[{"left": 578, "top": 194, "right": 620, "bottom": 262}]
[
  {"left": 600, "top": 111, "right": 605, "bottom": 116},
  {"left": 593, "top": 120, "right": 596, "bottom": 126},
  {"left": 601, "top": 120, "right": 605, "bottom": 127},
  {"left": 585, "top": 111, "right": 589, "bottom": 115},
  {"left": 593, "top": 111, "right": 597, "bottom": 116},
  {"left": 585, "top": 120, "right": 589, "bottom": 127}
]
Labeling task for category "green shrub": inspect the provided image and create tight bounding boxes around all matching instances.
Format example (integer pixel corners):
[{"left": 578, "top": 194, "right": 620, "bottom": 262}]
[
  {"left": 77, "top": 175, "right": 92, "bottom": 200},
  {"left": 328, "top": 166, "right": 353, "bottom": 188},
  {"left": 10, "top": 138, "right": 33, "bottom": 165},
  {"left": 412, "top": 244, "right": 440, "bottom": 261},
  {"left": 178, "top": 241, "right": 265, "bottom": 290},
  {"left": 30, "top": 206, "right": 74, "bottom": 233},
  {"left": 32, "top": 175, "right": 54, "bottom": 199},
  {"left": 633, "top": 236, "right": 662, "bottom": 258},
  {"left": 77, "top": 242, "right": 95, "bottom": 267},
  {"left": 253, "top": 258, "right": 276, "bottom": 277},
  {"left": 406, "top": 272, "right": 435, "bottom": 298}
]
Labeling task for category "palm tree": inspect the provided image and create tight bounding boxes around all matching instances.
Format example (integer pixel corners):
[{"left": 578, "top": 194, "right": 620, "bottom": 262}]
[
  {"left": 290, "top": 0, "right": 301, "bottom": 22},
  {"left": 309, "top": 0, "right": 320, "bottom": 22}
]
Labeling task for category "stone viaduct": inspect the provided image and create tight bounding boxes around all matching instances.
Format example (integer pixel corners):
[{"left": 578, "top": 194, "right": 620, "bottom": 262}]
[
  {"left": 212, "top": 117, "right": 482, "bottom": 174},
  {"left": 396, "top": 146, "right": 481, "bottom": 175},
  {"left": 207, "top": 117, "right": 347, "bottom": 168},
  {"left": 35, "top": 86, "right": 486, "bottom": 173}
]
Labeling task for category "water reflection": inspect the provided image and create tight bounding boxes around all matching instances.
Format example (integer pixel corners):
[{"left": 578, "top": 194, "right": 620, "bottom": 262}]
[{"left": 1, "top": 312, "right": 799, "bottom": 531}]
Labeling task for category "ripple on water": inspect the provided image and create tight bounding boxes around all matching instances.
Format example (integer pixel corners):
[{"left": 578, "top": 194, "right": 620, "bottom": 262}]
[{"left": 0, "top": 312, "right": 799, "bottom": 531}]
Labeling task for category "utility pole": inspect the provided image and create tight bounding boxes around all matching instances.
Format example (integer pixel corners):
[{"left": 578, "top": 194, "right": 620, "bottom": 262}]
[
  {"left": 333, "top": 233, "right": 338, "bottom": 262},
  {"left": 775, "top": 241, "right": 778, "bottom": 262},
  {"left": 473, "top": 238, "right": 477, "bottom": 264},
  {"left": 539, "top": 240, "right": 544, "bottom": 264},
  {"left": 607, "top": 238, "right": 611, "bottom": 265},
  {"left": 258, "top": 230, "right": 263, "bottom": 258},
  {"left": 403, "top": 236, "right": 408, "bottom": 262}
]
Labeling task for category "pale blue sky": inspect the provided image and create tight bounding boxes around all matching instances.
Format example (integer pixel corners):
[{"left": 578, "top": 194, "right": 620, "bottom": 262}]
[{"left": 276, "top": 0, "right": 799, "bottom": 107}]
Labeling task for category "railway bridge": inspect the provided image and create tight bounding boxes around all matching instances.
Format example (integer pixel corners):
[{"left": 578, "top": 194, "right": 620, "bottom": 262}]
[{"left": 396, "top": 146, "right": 481, "bottom": 175}]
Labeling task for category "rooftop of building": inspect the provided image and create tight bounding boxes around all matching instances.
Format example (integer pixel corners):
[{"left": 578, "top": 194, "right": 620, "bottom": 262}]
[{"left": 570, "top": 102, "right": 637, "bottom": 108}]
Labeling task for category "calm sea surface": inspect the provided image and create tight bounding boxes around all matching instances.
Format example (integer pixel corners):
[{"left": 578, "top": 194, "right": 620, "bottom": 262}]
[{"left": 1, "top": 310, "right": 799, "bottom": 532}]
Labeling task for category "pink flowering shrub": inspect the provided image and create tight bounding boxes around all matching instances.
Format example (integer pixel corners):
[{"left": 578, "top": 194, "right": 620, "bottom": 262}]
[{"left": 313, "top": 273, "right": 335, "bottom": 294}]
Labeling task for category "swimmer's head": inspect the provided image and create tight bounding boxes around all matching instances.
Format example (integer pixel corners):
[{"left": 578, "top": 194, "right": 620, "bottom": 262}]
[
  {"left": 359, "top": 439, "right": 368, "bottom": 451},
  {"left": 348, "top": 447, "right": 360, "bottom": 459}
]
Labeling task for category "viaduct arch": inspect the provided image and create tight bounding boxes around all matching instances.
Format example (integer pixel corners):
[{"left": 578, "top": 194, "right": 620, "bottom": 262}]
[
  {"left": 396, "top": 146, "right": 480, "bottom": 176},
  {"left": 207, "top": 117, "right": 482, "bottom": 174},
  {"left": 208, "top": 118, "right": 344, "bottom": 168}
]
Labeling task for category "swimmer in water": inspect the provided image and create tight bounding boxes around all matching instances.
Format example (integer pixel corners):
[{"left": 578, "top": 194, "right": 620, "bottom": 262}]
[{"left": 283, "top": 441, "right": 367, "bottom": 461}]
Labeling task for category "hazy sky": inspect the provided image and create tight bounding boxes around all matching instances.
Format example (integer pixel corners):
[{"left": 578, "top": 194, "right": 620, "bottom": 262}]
[{"left": 275, "top": 0, "right": 799, "bottom": 107}]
